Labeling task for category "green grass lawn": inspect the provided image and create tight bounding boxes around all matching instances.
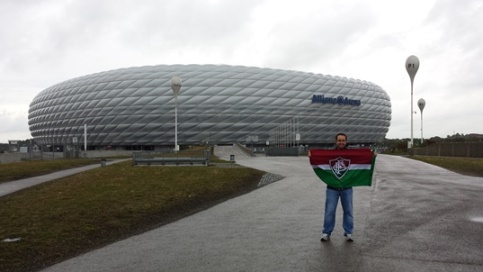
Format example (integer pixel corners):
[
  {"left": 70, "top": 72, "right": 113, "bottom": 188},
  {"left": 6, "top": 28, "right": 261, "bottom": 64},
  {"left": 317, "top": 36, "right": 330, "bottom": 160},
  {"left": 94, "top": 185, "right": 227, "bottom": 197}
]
[
  {"left": 409, "top": 155, "right": 483, "bottom": 177},
  {"left": 0, "top": 160, "right": 265, "bottom": 272},
  {"left": 0, "top": 159, "right": 99, "bottom": 183}
]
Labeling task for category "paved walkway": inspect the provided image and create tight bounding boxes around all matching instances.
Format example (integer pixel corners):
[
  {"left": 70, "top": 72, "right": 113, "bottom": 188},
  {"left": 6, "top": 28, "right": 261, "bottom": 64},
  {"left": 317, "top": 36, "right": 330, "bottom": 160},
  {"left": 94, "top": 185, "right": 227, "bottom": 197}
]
[{"left": 5, "top": 148, "right": 483, "bottom": 272}]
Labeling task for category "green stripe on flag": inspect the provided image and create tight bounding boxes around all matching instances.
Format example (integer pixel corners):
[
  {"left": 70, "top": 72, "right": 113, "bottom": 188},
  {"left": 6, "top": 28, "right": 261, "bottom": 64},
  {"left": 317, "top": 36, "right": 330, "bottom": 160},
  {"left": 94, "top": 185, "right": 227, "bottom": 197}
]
[{"left": 313, "top": 168, "right": 373, "bottom": 187}]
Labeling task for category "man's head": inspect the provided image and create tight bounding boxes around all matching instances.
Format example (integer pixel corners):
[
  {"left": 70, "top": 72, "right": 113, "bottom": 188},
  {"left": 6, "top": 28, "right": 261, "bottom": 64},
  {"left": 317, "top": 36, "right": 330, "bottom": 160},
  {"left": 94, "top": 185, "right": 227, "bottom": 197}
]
[{"left": 335, "top": 133, "right": 347, "bottom": 149}]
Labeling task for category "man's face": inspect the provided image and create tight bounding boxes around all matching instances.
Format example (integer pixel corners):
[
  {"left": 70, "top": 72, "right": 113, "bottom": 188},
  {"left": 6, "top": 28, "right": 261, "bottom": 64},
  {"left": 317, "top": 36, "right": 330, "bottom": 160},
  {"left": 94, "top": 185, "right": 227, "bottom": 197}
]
[{"left": 336, "top": 135, "right": 347, "bottom": 149}]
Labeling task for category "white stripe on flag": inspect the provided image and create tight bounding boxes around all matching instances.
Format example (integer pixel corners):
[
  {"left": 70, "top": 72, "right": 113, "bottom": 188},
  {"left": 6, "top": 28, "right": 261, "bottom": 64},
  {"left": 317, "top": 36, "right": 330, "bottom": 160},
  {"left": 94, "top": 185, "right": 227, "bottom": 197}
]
[{"left": 312, "top": 164, "right": 371, "bottom": 170}]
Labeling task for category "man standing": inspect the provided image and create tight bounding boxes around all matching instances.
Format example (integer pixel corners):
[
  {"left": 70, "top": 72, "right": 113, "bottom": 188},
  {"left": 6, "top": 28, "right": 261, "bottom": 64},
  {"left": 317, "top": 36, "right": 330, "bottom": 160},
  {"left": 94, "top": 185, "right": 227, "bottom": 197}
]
[{"left": 321, "top": 133, "right": 354, "bottom": 242}]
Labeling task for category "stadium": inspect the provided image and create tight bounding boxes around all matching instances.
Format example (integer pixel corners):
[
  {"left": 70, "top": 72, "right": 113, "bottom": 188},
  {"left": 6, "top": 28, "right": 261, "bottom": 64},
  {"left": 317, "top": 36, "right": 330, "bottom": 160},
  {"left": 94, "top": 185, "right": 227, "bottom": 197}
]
[{"left": 28, "top": 64, "right": 391, "bottom": 150}]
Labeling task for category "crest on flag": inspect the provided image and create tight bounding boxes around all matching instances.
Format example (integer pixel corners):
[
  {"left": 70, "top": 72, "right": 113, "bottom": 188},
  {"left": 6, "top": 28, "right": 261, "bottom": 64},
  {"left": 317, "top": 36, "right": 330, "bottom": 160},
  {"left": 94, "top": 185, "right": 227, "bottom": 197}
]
[{"left": 329, "top": 157, "right": 351, "bottom": 180}]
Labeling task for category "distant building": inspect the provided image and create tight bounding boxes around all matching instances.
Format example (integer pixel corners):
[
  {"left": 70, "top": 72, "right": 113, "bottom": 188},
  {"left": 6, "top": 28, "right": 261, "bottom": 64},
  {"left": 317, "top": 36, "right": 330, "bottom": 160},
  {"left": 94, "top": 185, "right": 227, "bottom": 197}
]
[
  {"left": 28, "top": 65, "right": 391, "bottom": 149},
  {"left": 0, "top": 143, "right": 8, "bottom": 153},
  {"left": 8, "top": 140, "right": 22, "bottom": 152}
]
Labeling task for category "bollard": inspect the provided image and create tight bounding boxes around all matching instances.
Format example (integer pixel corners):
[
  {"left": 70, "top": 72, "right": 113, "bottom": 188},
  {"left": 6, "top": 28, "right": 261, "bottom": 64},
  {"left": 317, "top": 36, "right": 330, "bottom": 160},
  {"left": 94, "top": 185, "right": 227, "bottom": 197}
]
[{"left": 100, "top": 158, "right": 106, "bottom": 167}]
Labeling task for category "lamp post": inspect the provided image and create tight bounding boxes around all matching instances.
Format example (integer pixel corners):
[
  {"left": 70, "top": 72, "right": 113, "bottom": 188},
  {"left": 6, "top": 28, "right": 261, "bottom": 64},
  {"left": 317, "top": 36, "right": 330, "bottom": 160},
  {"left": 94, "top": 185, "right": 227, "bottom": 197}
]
[
  {"left": 418, "top": 98, "right": 426, "bottom": 144},
  {"left": 84, "top": 124, "right": 87, "bottom": 151},
  {"left": 405, "top": 55, "right": 420, "bottom": 148},
  {"left": 170, "top": 76, "right": 182, "bottom": 152}
]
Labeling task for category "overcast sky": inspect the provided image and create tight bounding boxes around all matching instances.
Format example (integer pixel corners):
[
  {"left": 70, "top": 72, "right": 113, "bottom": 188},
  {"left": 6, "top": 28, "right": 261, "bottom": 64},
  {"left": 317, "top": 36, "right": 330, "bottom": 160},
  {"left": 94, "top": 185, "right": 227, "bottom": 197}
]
[{"left": 1, "top": 0, "right": 482, "bottom": 143}]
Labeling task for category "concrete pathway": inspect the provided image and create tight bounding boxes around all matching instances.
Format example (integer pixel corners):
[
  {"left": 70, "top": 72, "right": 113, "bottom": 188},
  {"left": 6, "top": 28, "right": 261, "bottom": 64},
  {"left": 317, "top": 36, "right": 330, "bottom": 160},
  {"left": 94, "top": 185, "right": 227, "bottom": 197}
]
[{"left": 36, "top": 147, "right": 483, "bottom": 272}]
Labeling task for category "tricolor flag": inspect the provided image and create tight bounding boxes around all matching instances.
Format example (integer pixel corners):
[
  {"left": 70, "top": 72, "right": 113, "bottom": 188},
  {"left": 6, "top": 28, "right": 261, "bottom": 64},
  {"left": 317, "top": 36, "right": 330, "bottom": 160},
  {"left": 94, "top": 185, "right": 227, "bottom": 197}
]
[{"left": 309, "top": 148, "right": 376, "bottom": 188}]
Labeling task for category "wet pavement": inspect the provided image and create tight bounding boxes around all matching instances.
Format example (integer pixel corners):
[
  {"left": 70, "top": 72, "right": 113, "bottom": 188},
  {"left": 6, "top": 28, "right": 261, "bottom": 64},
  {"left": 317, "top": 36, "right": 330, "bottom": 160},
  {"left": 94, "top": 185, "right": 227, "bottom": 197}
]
[{"left": 12, "top": 146, "right": 483, "bottom": 272}]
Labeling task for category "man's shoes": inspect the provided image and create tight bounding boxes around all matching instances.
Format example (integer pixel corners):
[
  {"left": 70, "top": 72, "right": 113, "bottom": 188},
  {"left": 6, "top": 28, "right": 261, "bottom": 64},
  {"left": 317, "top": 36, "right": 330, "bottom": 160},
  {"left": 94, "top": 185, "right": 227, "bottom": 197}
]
[
  {"left": 320, "top": 233, "right": 330, "bottom": 242},
  {"left": 345, "top": 234, "right": 354, "bottom": 242}
]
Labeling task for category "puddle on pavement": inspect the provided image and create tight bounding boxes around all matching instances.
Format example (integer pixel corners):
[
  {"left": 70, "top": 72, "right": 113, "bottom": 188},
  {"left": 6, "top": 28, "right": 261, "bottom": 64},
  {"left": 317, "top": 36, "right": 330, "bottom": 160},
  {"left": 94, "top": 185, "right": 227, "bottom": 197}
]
[{"left": 469, "top": 216, "right": 483, "bottom": 223}]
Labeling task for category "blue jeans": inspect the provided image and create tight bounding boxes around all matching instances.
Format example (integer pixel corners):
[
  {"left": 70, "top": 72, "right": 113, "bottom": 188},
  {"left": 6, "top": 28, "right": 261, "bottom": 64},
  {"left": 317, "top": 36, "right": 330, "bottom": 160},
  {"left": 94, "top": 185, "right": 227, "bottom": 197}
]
[{"left": 322, "top": 187, "right": 353, "bottom": 236}]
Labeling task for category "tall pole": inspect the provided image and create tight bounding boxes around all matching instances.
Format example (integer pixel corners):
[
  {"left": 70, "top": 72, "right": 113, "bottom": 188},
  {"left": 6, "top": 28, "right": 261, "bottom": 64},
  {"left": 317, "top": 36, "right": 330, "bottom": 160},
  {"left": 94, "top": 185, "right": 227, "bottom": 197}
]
[
  {"left": 406, "top": 55, "right": 420, "bottom": 148},
  {"left": 418, "top": 98, "right": 426, "bottom": 144},
  {"left": 175, "top": 94, "right": 178, "bottom": 150},
  {"left": 171, "top": 76, "right": 182, "bottom": 152},
  {"left": 84, "top": 124, "right": 87, "bottom": 151},
  {"left": 421, "top": 112, "right": 423, "bottom": 143}
]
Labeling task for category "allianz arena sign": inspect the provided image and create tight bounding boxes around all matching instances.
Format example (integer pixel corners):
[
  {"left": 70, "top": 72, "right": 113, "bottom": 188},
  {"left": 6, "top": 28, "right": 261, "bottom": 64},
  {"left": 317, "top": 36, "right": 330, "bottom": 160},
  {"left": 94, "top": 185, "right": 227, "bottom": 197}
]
[{"left": 311, "top": 94, "right": 362, "bottom": 106}]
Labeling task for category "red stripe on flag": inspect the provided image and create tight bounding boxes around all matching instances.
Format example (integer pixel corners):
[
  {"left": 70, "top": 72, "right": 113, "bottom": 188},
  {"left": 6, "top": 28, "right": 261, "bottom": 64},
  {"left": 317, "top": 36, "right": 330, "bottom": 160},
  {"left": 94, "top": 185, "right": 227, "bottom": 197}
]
[{"left": 309, "top": 148, "right": 373, "bottom": 165}]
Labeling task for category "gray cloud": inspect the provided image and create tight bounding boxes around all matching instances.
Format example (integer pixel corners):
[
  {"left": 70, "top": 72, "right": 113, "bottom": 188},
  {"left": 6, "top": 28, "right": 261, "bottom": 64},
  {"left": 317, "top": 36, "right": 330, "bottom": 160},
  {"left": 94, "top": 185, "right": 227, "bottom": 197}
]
[{"left": 0, "top": 0, "right": 482, "bottom": 142}]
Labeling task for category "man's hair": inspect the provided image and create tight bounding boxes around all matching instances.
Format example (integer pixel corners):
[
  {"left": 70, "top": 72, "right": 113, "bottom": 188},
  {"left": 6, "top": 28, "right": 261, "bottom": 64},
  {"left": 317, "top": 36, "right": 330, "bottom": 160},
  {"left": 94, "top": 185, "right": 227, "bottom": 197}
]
[{"left": 335, "top": 133, "right": 347, "bottom": 141}]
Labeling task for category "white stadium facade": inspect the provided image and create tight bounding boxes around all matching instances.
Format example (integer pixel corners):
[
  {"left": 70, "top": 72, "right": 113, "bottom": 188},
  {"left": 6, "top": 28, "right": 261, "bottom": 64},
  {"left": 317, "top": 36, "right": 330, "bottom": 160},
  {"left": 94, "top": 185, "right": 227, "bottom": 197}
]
[{"left": 28, "top": 64, "right": 391, "bottom": 150}]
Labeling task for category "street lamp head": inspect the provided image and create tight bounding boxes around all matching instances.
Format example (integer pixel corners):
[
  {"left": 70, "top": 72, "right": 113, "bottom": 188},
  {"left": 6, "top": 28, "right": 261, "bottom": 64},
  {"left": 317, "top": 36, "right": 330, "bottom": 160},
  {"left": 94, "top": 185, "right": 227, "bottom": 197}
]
[
  {"left": 170, "top": 76, "right": 182, "bottom": 96},
  {"left": 405, "top": 55, "right": 420, "bottom": 84},
  {"left": 418, "top": 98, "right": 426, "bottom": 112}
]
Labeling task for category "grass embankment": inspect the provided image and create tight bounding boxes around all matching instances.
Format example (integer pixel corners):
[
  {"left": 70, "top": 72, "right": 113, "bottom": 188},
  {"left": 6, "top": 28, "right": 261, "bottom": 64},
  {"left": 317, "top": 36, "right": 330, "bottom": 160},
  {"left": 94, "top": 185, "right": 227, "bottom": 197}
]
[
  {"left": 410, "top": 155, "right": 483, "bottom": 177},
  {"left": 0, "top": 160, "right": 265, "bottom": 272},
  {"left": 0, "top": 159, "right": 99, "bottom": 184}
]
